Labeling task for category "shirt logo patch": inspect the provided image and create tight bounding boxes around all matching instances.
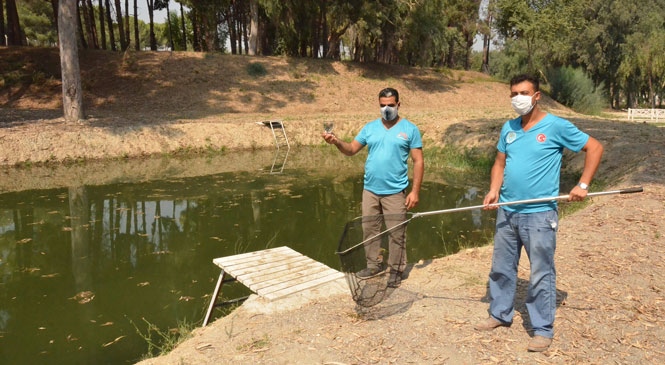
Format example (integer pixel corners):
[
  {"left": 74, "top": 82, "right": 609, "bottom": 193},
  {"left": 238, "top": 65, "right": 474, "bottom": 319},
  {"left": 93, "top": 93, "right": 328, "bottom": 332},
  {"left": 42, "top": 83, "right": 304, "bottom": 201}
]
[
  {"left": 397, "top": 132, "right": 408, "bottom": 140},
  {"left": 536, "top": 133, "right": 546, "bottom": 143},
  {"left": 506, "top": 131, "right": 517, "bottom": 144}
]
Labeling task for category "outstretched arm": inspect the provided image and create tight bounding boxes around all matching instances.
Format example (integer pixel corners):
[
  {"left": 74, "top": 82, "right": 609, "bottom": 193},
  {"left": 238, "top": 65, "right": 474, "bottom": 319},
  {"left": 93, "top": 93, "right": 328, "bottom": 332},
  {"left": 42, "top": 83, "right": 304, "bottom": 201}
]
[{"left": 322, "top": 133, "right": 364, "bottom": 156}]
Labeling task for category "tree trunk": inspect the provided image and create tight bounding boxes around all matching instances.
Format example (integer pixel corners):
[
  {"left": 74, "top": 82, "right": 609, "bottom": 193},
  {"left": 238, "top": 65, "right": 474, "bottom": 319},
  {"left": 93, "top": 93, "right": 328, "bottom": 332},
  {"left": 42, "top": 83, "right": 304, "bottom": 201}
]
[
  {"left": 98, "top": 0, "right": 107, "bottom": 49},
  {"left": 464, "top": 28, "right": 474, "bottom": 71},
  {"left": 191, "top": 8, "right": 200, "bottom": 51},
  {"left": 166, "top": 1, "right": 174, "bottom": 51},
  {"left": 446, "top": 40, "right": 455, "bottom": 68},
  {"left": 179, "top": 2, "right": 187, "bottom": 50},
  {"left": 114, "top": 0, "right": 127, "bottom": 50},
  {"left": 82, "top": 0, "right": 99, "bottom": 49},
  {"left": 648, "top": 72, "right": 655, "bottom": 109},
  {"left": 204, "top": 12, "right": 215, "bottom": 52},
  {"left": 481, "top": 12, "right": 492, "bottom": 73},
  {"left": 105, "top": 0, "right": 116, "bottom": 51},
  {"left": 227, "top": 9, "right": 237, "bottom": 54},
  {"left": 87, "top": 0, "right": 99, "bottom": 48},
  {"left": 147, "top": 0, "right": 157, "bottom": 50},
  {"left": 310, "top": 6, "right": 321, "bottom": 58},
  {"left": 124, "top": 0, "right": 130, "bottom": 48},
  {"left": 259, "top": 8, "right": 274, "bottom": 55},
  {"left": 5, "top": 0, "right": 24, "bottom": 46},
  {"left": 134, "top": 0, "right": 139, "bottom": 50},
  {"left": 241, "top": 11, "right": 248, "bottom": 54},
  {"left": 58, "top": 0, "right": 85, "bottom": 122},
  {"left": 0, "top": 0, "right": 5, "bottom": 47},
  {"left": 248, "top": 0, "right": 258, "bottom": 55},
  {"left": 321, "top": 0, "right": 328, "bottom": 58},
  {"left": 49, "top": 0, "right": 58, "bottom": 30},
  {"left": 76, "top": 4, "right": 88, "bottom": 48}
]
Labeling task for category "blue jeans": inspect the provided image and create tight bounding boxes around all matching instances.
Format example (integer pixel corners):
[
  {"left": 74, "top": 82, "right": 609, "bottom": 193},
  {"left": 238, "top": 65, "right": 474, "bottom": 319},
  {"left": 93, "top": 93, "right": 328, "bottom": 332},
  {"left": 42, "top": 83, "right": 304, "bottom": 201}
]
[{"left": 488, "top": 208, "right": 558, "bottom": 338}]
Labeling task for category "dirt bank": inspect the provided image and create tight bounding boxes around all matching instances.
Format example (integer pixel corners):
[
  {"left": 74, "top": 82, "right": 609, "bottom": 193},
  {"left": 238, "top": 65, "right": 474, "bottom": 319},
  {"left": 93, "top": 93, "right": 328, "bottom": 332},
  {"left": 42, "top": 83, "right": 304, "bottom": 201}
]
[{"left": 2, "top": 48, "right": 665, "bottom": 363}]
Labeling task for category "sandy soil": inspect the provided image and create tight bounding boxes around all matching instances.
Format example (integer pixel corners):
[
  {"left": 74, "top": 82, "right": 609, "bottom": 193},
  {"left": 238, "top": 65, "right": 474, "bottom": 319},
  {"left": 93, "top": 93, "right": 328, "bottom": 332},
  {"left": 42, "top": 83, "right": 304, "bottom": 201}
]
[{"left": 2, "top": 48, "right": 665, "bottom": 364}]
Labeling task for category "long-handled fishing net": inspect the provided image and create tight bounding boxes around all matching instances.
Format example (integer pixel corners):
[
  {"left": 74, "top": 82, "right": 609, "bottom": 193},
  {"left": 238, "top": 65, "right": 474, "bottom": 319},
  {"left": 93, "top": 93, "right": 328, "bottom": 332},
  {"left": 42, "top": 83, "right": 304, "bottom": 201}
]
[{"left": 336, "top": 186, "right": 643, "bottom": 307}]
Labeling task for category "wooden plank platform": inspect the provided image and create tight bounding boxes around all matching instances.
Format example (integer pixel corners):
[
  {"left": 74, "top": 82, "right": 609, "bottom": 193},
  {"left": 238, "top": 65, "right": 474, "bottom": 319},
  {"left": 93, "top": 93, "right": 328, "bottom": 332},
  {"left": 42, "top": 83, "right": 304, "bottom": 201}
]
[{"left": 203, "top": 246, "right": 344, "bottom": 326}]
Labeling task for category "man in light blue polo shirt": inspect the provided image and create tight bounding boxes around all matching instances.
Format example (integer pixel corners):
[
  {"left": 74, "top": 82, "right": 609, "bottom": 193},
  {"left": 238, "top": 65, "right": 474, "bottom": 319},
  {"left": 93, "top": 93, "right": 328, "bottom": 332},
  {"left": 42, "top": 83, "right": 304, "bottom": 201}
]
[
  {"left": 475, "top": 74, "right": 604, "bottom": 352},
  {"left": 322, "top": 87, "right": 424, "bottom": 288}
]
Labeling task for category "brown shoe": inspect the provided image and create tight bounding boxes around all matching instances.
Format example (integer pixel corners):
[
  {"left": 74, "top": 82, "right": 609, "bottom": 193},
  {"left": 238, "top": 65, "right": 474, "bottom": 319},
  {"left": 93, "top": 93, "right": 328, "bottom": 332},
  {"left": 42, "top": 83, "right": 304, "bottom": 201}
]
[
  {"left": 527, "top": 336, "right": 552, "bottom": 352},
  {"left": 474, "top": 317, "right": 509, "bottom": 331}
]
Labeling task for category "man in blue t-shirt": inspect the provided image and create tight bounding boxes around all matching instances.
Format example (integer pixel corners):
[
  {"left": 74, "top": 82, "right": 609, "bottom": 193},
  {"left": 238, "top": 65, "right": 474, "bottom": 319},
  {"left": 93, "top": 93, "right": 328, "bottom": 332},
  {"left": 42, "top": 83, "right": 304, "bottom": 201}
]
[
  {"left": 322, "top": 87, "right": 424, "bottom": 288},
  {"left": 474, "top": 74, "right": 604, "bottom": 352}
]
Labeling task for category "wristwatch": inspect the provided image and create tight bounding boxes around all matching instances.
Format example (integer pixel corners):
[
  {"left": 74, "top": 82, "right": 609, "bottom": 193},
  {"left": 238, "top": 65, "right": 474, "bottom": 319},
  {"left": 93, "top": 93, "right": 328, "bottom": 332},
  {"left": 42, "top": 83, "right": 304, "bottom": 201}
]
[{"left": 577, "top": 182, "right": 588, "bottom": 190}]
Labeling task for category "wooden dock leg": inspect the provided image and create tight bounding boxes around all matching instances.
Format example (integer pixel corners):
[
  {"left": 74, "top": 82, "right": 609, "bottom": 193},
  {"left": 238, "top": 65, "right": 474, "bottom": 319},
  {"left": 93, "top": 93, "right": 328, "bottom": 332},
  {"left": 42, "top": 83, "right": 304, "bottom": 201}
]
[{"left": 202, "top": 271, "right": 226, "bottom": 327}]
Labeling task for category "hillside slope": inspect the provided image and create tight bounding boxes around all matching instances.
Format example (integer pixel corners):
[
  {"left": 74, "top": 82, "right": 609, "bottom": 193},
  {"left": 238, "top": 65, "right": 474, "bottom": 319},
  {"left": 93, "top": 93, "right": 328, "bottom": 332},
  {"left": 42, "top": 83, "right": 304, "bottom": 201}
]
[{"left": 1, "top": 47, "right": 572, "bottom": 166}]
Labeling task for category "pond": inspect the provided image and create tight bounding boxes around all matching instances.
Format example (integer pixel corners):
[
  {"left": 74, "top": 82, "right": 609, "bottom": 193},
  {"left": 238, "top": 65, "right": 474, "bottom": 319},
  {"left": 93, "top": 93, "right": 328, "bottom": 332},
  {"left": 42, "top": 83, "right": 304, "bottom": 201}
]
[{"left": 0, "top": 147, "right": 495, "bottom": 364}]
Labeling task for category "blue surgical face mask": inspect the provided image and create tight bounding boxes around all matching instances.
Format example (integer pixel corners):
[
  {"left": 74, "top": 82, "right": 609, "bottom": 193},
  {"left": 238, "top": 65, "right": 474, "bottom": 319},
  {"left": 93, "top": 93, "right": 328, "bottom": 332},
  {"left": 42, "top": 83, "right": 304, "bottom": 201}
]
[{"left": 381, "top": 105, "right": 398, "bottom": 121}]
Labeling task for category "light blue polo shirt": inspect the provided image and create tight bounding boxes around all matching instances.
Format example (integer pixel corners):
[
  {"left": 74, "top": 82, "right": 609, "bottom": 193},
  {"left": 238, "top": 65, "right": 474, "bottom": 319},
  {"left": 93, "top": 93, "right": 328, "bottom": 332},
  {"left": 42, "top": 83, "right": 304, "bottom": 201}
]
[
  {"left": 355, "top": 118, "right": 422, "bottom": 195},
  {"left": 497, "top": 114, "right": 589, "bottom": 213}
]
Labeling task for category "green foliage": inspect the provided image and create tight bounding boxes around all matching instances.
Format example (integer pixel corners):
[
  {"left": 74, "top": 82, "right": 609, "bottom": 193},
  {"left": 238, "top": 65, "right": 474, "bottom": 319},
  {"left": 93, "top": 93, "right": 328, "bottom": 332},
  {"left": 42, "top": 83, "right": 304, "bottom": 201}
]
[
  {"left": 17, "top": 0, "right": 57, "bottom": 46},
  {"left": 159, "top": 10, "right": 193, "bottom": 51},
  {"left": 488, "top": 0, "right": 665, "bottom": 109},
  {"left": 547, "top": 67, "right": 606, "bottom": 115},
  {"left": 2, "top": 71, "right": 24, "bottom": 87},
  {"left": 487, "top": 40, "right": 534, "bottom": 81},
  {"left": 401, "top": 0, "right": 448, "bottom": 67},
  {"left": 425, "top": 145, "right": 493, "bottom": 181},
  {"left": 616, "top": 2, "right": 665, "bottom": 108},
  {"left": 246, "top": 62, "right": 268, "bottom": 77},
  {"left": 10, "top": 0, "right": 665, "bottom": 108}
]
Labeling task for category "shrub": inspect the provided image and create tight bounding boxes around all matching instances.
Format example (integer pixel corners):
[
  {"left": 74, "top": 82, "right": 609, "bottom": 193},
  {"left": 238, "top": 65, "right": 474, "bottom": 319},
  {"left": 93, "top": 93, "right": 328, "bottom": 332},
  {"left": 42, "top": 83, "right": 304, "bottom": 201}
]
[
  {"left": 246, "top": 62, "right": 267, "bottom": 77},
  {"left": 547, "top": 66, "right": 606, "bottom": 115}
]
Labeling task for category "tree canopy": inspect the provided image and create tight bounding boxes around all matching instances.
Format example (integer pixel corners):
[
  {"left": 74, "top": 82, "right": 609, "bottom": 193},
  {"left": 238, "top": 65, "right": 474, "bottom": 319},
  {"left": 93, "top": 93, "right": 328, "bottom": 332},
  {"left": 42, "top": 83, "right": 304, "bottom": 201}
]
[
  {"left": 2, "top": 0, "right": 664, "bottom": 111},
  {"left": 491, "top": 0, "right": 665, "bottom": 108}
]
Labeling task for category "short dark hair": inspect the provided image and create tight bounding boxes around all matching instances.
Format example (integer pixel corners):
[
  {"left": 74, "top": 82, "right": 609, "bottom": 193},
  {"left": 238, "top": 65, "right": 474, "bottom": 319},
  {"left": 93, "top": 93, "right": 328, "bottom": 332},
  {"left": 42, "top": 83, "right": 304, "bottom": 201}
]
[
  {"left": 510, "top": 74, "right": 540, "bottom": 92},
  {"left": 379, "top": 87, "right": 399, "bottom": 102}
]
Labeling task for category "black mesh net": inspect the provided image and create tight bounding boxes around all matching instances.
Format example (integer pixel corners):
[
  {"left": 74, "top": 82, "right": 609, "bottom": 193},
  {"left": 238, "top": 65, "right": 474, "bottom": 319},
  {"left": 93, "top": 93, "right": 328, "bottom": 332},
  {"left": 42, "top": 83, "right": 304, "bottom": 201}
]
[{"left": 336, "top": 213, "right": 412, "bottom": 307}]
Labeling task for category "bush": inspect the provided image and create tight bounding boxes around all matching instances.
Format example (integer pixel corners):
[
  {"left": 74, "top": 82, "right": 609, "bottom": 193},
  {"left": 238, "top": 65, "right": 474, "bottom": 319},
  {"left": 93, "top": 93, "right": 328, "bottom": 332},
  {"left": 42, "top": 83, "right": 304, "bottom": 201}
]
[
  {"left": 547, "top": 66, "right": 606, "bottom": 115},
  {"left": 246, "top": 62, "right": 267, "bottom": 77}
]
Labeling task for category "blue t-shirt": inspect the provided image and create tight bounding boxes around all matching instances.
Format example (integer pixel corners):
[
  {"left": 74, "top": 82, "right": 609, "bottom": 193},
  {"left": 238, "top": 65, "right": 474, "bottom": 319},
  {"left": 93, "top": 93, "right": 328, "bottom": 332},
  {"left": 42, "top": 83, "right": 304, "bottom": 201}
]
[
  {"left": 497, "top": 114, "right": 589, "bottom": 213},
  {"left": 355, "top": 118, "right": 423, "bottom": 195}
]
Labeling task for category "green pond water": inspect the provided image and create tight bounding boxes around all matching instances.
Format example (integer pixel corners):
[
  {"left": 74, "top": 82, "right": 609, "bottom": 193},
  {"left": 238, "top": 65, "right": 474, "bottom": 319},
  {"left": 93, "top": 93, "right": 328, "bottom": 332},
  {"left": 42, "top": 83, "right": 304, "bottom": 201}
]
[{"left": 0, "top": 147, "right": 495, "bottom": 364}]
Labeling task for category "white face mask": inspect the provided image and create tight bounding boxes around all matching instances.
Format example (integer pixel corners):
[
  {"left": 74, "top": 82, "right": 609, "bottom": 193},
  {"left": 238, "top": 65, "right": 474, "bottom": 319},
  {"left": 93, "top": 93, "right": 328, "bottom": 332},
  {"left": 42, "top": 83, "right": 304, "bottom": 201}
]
[
  {"left": 511, "top": 94, "right": 535, "bottom": 116},
  {"left": 381, "top": 105, "right": 398, "bottom": 121}
]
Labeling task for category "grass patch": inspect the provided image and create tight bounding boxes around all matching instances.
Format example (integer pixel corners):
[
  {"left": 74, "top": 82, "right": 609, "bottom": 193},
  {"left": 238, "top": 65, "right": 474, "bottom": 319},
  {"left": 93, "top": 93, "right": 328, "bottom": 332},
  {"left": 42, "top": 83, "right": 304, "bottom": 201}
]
[
  {"left": 425, "top": 145, "right": 493, "bottom": 173},
  {"left": 237, "top": 334, "right": 270, "bottom": 352},
  {"left": 424, "top": 145, "right": 493, "bottom": 184},
  {"left": 130, "top": 317, "right": 196, "bottom": 360}
]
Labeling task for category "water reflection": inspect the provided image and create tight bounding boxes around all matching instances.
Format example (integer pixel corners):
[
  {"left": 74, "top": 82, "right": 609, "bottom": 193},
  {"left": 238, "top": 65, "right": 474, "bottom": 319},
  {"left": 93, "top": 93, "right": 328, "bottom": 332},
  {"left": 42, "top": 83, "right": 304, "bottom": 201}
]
[{"left": 0, "top": 148, "right": 493, "bottom": 364}]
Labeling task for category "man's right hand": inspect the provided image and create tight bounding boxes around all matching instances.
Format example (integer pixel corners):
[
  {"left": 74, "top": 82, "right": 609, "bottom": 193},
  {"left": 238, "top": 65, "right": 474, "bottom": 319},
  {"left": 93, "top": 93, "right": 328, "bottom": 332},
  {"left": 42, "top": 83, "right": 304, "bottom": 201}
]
[
  {"left": 483, "top": 191, "right": 499, "bottom": 210},
  {"left": 322, "top": 132, "right": 337, "bottom": 145}
]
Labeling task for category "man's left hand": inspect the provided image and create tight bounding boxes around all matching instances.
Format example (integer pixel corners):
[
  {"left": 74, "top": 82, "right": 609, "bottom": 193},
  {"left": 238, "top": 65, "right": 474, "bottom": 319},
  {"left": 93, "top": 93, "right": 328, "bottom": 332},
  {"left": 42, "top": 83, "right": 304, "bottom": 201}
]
[
  {"left": 569, "top": 186, "right": 588, "bottom": 201},
  {"left": 405, "top": 192, "right": 419, "bottom": 210}
]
